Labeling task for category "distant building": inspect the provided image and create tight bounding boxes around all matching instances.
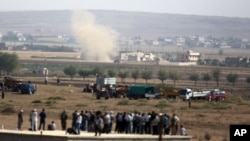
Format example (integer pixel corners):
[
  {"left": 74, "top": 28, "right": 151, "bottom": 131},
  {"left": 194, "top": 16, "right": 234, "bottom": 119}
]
[
  {"left": 120, "top": 51, "right": 156, "bottom": 62},
  {"left": 176, "top": 50, "right": 200, "bottom": 62}
]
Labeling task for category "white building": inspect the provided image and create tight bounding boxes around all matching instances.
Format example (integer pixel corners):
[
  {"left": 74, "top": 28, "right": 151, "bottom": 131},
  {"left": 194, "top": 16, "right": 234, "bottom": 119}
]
[{"left": 120, "top": 51, "right": 156, "bottom": 62}]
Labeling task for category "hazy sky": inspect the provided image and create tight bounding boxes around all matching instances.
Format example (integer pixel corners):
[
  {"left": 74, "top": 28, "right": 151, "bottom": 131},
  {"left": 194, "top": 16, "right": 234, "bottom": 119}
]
[{"left": 0, "top": 0, "right": 250, "bottom": 18}]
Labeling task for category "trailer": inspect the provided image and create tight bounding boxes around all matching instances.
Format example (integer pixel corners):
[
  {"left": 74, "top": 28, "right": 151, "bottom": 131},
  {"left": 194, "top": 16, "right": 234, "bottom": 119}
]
[{"left": 127, "top": 85, "right": 161, "bottom": 99}]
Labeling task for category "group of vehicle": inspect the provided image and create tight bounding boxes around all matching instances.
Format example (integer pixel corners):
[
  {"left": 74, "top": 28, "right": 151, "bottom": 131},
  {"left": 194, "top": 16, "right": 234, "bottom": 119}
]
[
  {"left": 179, "top": 88, "right": 228, "bottom": 101},
  {"left": 83, "top": 77, "right": 228, "bottom": 101},
  {"left": 1, "top": 76, "right": 36, "bottom": 94},
  {"left": 83, "top": 77, "right": 227, "bottom": 101}
]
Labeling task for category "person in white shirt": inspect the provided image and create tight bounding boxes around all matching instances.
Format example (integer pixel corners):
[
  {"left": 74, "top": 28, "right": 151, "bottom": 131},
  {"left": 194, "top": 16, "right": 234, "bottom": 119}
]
[
  {"left": 76, "top": 113, "right": 82, "bottom": 134},
  {"left": 31, "top": 109, "right": 38, "bottom": 131},
  {"left": 48, "top": 121, "right": 56, "bottom": 130},
  {"left": 180, "top": 125, "right": 187, "bottom": 136}
]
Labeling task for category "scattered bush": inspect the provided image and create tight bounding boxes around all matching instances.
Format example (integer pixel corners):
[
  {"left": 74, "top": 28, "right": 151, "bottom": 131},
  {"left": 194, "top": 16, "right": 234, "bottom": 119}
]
[
  {"left": 45, "top": 100, "right": 57, "bottom": 106},
  {"left": 117, "top": 100, "right": 130, "bottom": 105},
  {"left": 48, "top": 96, "right": 66, "bottom": 100},
  {"left": 155, "top": 100, "right": 170, "bottom": 109},
  {"left": 180, "top": 106, "right": 188, "bottom": 110},
  {"left": 204, "top": 132, "right": 212, "bottom": 140},
  {"left": 76, "top": 103, "right": 87, "bottom": 107},
  {"left": 32, "top": 100, "right": 42, "bottom": 103},
  {"left": 137, "top": 99, "right": 150, "bottom": 106},
  {"left": 99, "top": 105, "right": 108, "bottom": 111},
  {"left": 1, "top": 106, "right": 16, "bottom": 114},
  {"left": 196, "top": 113, "right": 206, "bottom": 118}
]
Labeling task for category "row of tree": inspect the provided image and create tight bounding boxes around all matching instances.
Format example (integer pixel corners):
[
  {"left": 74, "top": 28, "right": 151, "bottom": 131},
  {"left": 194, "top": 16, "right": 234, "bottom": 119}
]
[
  {"left": 0, "top": 52, "right": 248, "bottom": 88},
  {"left": 63, "top": 65, "right": 250, "bottom": 88}
]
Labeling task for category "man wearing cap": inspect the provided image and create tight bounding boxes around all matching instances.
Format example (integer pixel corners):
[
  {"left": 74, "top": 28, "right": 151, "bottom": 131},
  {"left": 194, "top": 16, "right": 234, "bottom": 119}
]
[{"left": 17, "top": 109, "right": 23, "bottom": 130}]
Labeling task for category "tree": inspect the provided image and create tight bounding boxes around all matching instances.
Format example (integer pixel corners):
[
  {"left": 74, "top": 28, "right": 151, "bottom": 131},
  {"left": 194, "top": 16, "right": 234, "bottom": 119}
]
[
  {"left": 78, "top": 69, "right": 90, "bottom": 81},
  {"left": 227, "top": 73, "right": 238, "bottom": 87},
  {"left": 0, "top": 52, "right": 19, "bottom": 76},
  {"left": 92, "top": 67, "right": 104, "bottom": 77},
  {"left": 108, "top": 69, "right": 116, "bottom": 77},
  {"left": 247, "top": 76, "right": 250, "bottom": 88},
  {"left": 202, "top": 73, "right": 211, "bottom": 87},
  {"left": 0, "top": 42, "right": 6, "bottom": 50},
  {"left": 63, "top": 65, "right": 77, "bottom": 80},
  {"left": 141, "top": 69, "right": 152, "bottom": 84},
  {"left": 157, "top": 69, "right": 167, "bottom": 84},
  {"left": 131, "top": 69, "right": 140, "bottom": 84},
  {"left": 168, "top": 71, "right": 179, "bottom": 86},
  {"left": 189, "top": 73, "right": 199, "bottom": 86},
  {"left": 212, "top": 68, "right": 221, "bottom": 87},
  {"left": 118, "top": 71, "right": 129, "bottom": 83}
]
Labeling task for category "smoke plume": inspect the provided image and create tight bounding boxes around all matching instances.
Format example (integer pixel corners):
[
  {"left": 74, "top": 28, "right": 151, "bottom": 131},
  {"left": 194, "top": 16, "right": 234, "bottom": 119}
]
[{"left": 71, "top": 10, "right": 119, "bottom": 62}]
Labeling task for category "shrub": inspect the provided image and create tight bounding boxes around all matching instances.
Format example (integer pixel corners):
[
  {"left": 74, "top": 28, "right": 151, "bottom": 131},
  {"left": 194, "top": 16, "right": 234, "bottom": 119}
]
[
  {"left": 204, "top": 132, "right": 212, "bottom": 140},
  {"left": 32, "top": 100, "right": 42, "bottom": 103},
  {"left": 180, "top": 106, "right": 188, "bottom": 110},
  {"left": 1, "top": 106, "right": 16, "bottom": 114},
  {"left": 117, "top": 100, "right": 130, "bottom": 105},
  {"left": 196, "top": 113, "right": 206, "bottom": 118},
  {"left": 155, "top": 100, "right": 170, "bottom": 109},
  {"left": 99, "top": 105, "right": 109, "bottom": 111},
  {"left": 76, "top": 103, "right": 88, "bottom": 107},
  {"left": 45, "top": 100, "right": 57, "bottom": 106},
  {"left": 48, "top": 96, "right": 66, "bottom": 100}
]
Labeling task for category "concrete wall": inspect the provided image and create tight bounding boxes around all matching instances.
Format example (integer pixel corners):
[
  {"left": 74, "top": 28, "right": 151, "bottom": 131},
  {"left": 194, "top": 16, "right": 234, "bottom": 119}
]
[{"left": 0, "top": 130, "right": 191, "bottom": 141}]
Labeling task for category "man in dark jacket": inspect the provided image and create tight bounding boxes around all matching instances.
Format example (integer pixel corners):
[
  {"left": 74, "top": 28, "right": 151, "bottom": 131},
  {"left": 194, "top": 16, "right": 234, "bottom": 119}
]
[
  {"left": 61, "top": 110, "right": 68, "bottom": 130},
  {"left": 38, "top": 108, "right": 47, "bottom": 130}
]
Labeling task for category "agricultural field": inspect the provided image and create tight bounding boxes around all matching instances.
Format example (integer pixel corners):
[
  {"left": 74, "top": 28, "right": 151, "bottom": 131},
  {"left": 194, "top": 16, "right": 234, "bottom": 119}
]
[{"left": 0, "top": 50, "right": 250, "bottom": 141}]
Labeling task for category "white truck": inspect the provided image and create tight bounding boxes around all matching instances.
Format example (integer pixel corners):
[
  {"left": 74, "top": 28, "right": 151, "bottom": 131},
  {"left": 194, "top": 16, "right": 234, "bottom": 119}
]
[{"left": 179, "top": 88, "right": 211, "bottom": 100}]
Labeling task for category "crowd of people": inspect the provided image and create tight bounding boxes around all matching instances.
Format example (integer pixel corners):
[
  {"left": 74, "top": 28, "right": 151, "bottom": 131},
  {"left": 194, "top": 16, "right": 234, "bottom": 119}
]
[{"left": 17, "top": 108, "right": 187, "bottom": 136}]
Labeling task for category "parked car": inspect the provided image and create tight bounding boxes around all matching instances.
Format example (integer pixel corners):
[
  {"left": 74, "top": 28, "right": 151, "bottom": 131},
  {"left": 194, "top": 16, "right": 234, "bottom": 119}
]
[
  {"left": 205, "top": 90, "right": 227, "bottom": 101},
  {"left": 20, "top": 83, "right": 36, "bottom": 94}
]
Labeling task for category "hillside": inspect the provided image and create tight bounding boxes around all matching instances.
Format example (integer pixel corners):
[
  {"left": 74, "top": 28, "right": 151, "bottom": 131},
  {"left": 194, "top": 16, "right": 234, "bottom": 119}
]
[{"left": 0, "top": 10, "right": 250, "bottom": 39}]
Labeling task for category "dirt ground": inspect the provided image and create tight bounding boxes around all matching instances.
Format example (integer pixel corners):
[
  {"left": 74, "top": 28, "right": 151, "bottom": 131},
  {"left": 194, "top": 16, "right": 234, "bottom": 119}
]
[{"left": 0, "top": 77, "right": 250, "bottom": 141}]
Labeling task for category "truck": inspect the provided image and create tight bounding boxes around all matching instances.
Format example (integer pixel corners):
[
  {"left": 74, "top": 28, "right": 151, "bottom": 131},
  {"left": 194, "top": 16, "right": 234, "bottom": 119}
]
[
  {"left": 95, "top": 77, "right": 116, "bottom": 99},
  {"left": 2, "top": 76, "right": 22, "bottom": 92},
  {"left": 205, "top": 89, "right": 227, "bottom": 101},
  {"left": 20, "top": 83, "right": 36, "bottom": 94},
  {"left": 179, "top": 88, "right": 211, "bottom": 100},
  {"left": 127, "top": 85, "right": 161, "bottom": 99},
  {"left": 159, "top": 88, "right": 179, "bottom": 99}
]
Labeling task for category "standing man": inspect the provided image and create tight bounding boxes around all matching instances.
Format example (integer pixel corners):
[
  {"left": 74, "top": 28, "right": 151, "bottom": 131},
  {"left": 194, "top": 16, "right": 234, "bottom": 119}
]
[
  {"left": 38, "top": 108, "right": 47, "bottom": 130},
  {"left": 72, "top": 110, "right": 78, "bottom": 129},
  {"left": 76, "top": 112, "right": 82, "bottom": 134},
  {"left": 45, "top": 76, "right": 48, "bottom": 85},
  {"left": 60, "top": 110, "right": 68, "bottom": 130},
  {"left": 17, "top": 109, "right": 24, "bottom": 130},
  {"left": 1, "top": 83, "right": 4, "bottom": 99},
  {"left": 57, "top": 77, "right": 60, "bottom": 86},
  {"left": 31, "top": 109, "right": 38, "bottom": 131}
]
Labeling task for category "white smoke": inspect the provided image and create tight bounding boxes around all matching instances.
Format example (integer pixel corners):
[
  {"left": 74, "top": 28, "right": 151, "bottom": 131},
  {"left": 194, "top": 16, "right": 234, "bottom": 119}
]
[{"left": 71, "top": 10, "right": 119, "bottom": 62}]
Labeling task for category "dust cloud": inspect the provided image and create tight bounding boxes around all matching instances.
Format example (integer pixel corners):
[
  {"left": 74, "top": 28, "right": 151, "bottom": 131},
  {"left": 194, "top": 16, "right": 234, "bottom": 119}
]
[{"left": 71, "top": 10, "right": 119, "bottom": 62}]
